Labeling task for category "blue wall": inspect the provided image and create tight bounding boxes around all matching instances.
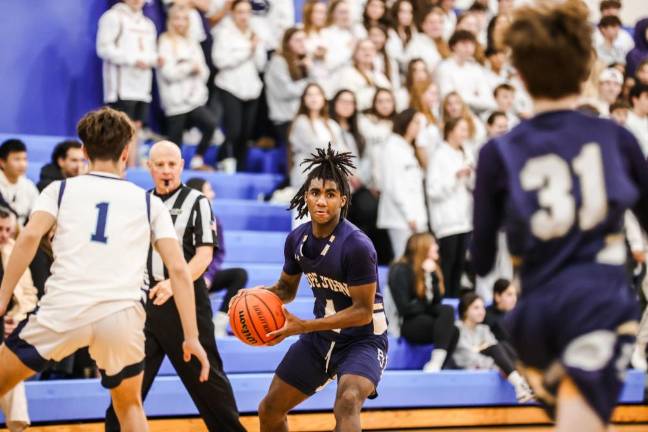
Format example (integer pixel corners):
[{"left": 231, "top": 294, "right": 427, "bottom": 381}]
[{"left": 0, "top": 0, "right": 304, "bottom": 136}]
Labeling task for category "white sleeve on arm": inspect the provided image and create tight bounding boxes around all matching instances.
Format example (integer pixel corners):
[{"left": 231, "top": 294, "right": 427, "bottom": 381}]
[
  {"left": 150, "top": 196, "right": 178, "bottom": 243},
  {"left": 97, "top": 11, "right": 134, "bottom": 66},
  {"left": 30, "top": 181, "right": 61, "bottom": 218}
]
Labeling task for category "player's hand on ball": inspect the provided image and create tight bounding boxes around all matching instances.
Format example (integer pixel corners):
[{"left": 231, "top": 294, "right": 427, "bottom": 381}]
[
  {"left": 228, "top": 285, "right": 264, "bottom": 310},
  {"left": 183, "top": 338, "right": 210, "bottom": 382},
  {"left": 265, "top": 306, "right": 304, "bottom": 346},
  {"left": 149, "top": 280, "right": 173, "bottom": 306}
]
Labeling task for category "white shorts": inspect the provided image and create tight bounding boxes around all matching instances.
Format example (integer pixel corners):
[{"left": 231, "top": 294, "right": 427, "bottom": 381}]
[{"left": 6, "top": 304, "right": 145, "bottom": 389}]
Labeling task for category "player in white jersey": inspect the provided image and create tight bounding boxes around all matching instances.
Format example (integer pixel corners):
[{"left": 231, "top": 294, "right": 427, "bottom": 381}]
[{"left": 0, "top": 107, "right": 209, "bottom": 432}]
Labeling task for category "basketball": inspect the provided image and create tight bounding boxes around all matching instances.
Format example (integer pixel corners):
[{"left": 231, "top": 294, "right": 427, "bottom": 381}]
[{"left": 229, "top": 289, "right": 286, "bottom": 346}]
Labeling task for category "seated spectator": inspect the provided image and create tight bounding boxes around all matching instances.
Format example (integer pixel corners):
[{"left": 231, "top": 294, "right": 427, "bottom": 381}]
[
  {"left": 265, "top": 28, "right": 312, "bottom": 146},
  {"left": 377, "top": 109, "right": 428, "bottom": 258},
  {"left": 410, "top": 80, "right": 442, "bottom": 168},
  {"left": 330, "top": 39, "right": 391, "bottom": 110},
  {"left": 626, "top": 18, "right": 648, "bottom": 78},
  {"left": 398, "top": 58, "right": 430, "bottom": 110},
  {"left": 626, "top": 83, "right": 648, "bottom": 155},
  {"left": 610, "top": 100, "right": 630, "bottom": 126},
  {"left": 321, "top": 0, "right": 357, "bottom": 77},
  {"left": 482, "top": 45, "right": 510, "bottom": 89},
  {"left": 404, "top": 6, "right": 447, "bottom": 74},
  {"left": 483, "top": 279, "right": 516, "bottom": 354},
  {"left": 485, "top": 111, "right": 508, "bottom": 138},
  {"left": 455, "top": 10, "right": 486, "bottom": 58},
  {"left": 427, "top": 117, "right": 474, "bottom": 298},
  {"left": 439, "top": 0, "right": 457, "bottom": 41},
  {"left": 594, "top": 1, "right": 635, "bottom": 62},
  {"left": 302, "top": 0, "right": 329, "bottom": 81},
  {"left": 595, "top": 15, "right": 631, "bottom": 66},
  {"left": 0, "top": 208, "right": 36, "bottom": 431},
  {"left": 441, "top": 91, "right": 487, "bottom": 154},
  {"left": 289, "top": 83, "right": 344, "bottom": 188},
  {"left": 367, "top": 24, "right": 402, "bottom": 91},
  {"left": 185, "top": 178, "right": 248, "bottom": 338},
  {"left": 388, "top": 232, "right": 459, "bottom": 372},
  {"left": 354, "top": 0, "right": 388, "bottom": 39},
  {"left": 436, "top": 30, "right": 496, "bottom": 114},
  {"left": 0, "top": 140, "right": 38, "bottom": 226},
  {"left": 96, "top": 0, "right": 158, "bottom": 166},
  {"left": 636, "top": 58, "right": 648, "bottom": 85},
  {"left": 158, "top": 4, "right": 217, "bottom": 170},
  {"left": 212, "top": 0, "right": 267, "bottom": 172},
  {"left": 386, "top": 0, "right": 417, "bottom": 70},
  {"left": 586, "top": 68, "right": 623, "bottom": 117},
  {"left": 37, "top": 140, "right": 85, "bottom": 191},
  {"left": 454, "top": 292, "right": 533, "bottom": 402}
]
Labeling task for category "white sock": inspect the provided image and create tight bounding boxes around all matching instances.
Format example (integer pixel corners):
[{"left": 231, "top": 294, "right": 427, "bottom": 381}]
[
  {"left": 507, "top": 370, "right": 524, "bottom": 386},
  {"left": 213, "top": 311, "right": 229, "bottom": 338},
  {"left": 423, "top": 349, "right": 447, "bottom": 372}
]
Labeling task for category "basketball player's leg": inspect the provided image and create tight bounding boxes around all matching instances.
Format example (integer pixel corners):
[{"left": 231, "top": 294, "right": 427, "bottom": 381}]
[
  {"left": 258, "top": 375, "right": 309, "bottom": 432},
  {"left": 109, "top": 372, "right": 148, "bottom": 432},
  {"left": 333, "top": 374, "right": 375, "bottom": 432},
  {"left": 555, "top": 377, "right": 605, "bottom": 432},
  {"left": 0, "top": 345, "right": 35, "bottom": 397}
]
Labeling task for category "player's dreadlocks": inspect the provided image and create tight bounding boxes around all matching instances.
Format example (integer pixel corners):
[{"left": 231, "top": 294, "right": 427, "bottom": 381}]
[{"left": 289, "top": 143, "right": 356, "bottom": 220}]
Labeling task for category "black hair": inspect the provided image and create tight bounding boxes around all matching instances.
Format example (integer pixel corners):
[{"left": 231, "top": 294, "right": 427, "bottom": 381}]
[
  {"left": 392, "top": 108, "right": 419, "bottom": 138},
  {"left": 598, "top": 15, "right": 622, "bottom": 28},
  {"left": 449, "top": 29, "right": 477, "bottom": 49},
  {"left": 289, "top": 143, "right": 356, "bottom": 220},
  {"left": 486, "top": 110, "right": 507, "bottom": 126},
  {"left": 0, "top": 139, "right": 27, "bottom": 161},
  {"left": 630, "top": 82, "right": 648, "bottom": 104},
  {"left": 0, "top": 207, "right": 13, "bottom": 219},
  {"left": 458, "top": 291, "right": 482, "bottom": 320},
  {"left": 51, "top": 140, "right": 82, "bottom": 166},
  {"left": 329, "top": 89, "right": 367, "bottom": 157},
  {"left": 186, "top": 177, "right": 208, "bottom": 193},
  {"left": 492, "top": 278, "right": 511, "bottom": 296}
]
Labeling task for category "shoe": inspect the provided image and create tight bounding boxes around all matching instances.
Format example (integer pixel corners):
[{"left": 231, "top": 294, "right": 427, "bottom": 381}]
[
  {"left": 513, "top": 380, "right": 535, "bottom": 403},
  {"left": 422, "top": 360, "right": 441, "bottom": 373},
  {"left": 190, "top": 155, "right": 205, "bottom": 170},
  {"left": 631, "top": 344, "right": 648, "bottom": 371}
]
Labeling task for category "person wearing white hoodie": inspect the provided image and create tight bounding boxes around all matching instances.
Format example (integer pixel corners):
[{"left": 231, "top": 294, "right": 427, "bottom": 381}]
[
  {"left": 158, "top": 5, "right": 217, "bottom": 169},
  {"left": 427, "top": 117, "right": 474, "bottom": 298},
  {"left": 377, "top": 109, "right": 429, "bottom": 258},
  {"left": 0, "top": 140, "right": 38, "bottom": 227},
  {"left": 97, "top": 0, "right": 158, "bottom": 124},
  {"left": 212, "top": 0, "right": 267, "bottom": 171},
  {"left": 320, "top": 0, "right": 357, "bottom": 79}
]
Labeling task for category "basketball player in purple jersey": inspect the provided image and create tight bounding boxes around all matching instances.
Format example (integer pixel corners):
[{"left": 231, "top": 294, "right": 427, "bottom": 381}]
[
  {"left": 234, "top": 145, "right": 388, "bottom": 431},
  {"left": 471, "top": 1, "right": 648, "bottom": 431}
]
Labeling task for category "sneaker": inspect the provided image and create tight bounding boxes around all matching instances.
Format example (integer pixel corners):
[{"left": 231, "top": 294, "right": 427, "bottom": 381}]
[
  {"left": 422, "top": 360, "right": 441, "bottom": 373},
  {"left": 190, "top": 155, "right": 205, "bottom": 170},
  {"left": 514, "top": 380, "right": 535, "bottom": 403}
]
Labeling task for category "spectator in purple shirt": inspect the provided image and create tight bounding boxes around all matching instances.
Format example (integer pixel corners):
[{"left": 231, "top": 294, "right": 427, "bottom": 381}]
[{"left": 186, "top": 178, "right": 248, "bottom": 338}]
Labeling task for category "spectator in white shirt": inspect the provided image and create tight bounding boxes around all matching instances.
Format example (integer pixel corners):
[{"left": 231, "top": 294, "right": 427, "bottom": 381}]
[
  {"left": 626, "top": 83, "right": 648, "bottom": 156},
  {"left": 330, "top": 39, "right": 392, "bottom": 110},
  {"left": 411, "top": 80, "right": 443, "bottom": 169},
  {"left": 482, "top": 45, "right": 509, "bottom": 90},
  {"left": 265, "top": 27, "right": 312, "bottom": 145},
  {"left": 358, "top": 88, "right": 397, "bottom": 178},
  {"left": 321, "top": 0, "right": 357, "bottom": 76},
  {"left": 455, "top": 11, "right": 486, "bottom": 64},
  {"left": 158, "top": 5, "right": 217, "bottom": 170},
  {"left": 482, "top": 83, "right": 518, "bottom": 127},
  {"left": 301, "top": 0, "right": 328, "bottom": 83},
  {"left": 289, "top": 83, "right": 345, "bottom": 187},
  {"left": 250, "top": 0, "right": 295, "bottom": 52},
  {"left": 595, "top": 15, "right": 632, "bottom": 67},
  {"left": 439, "top": 0, "right": 457, "bottom": 41},
  {"left": 427, "top": 117, "right": 474, "bottom": 297},
  {"left": 96, "top": 0, "right": 158, "bottom": 165},
  {"left": 354, "top": 0, "right": 388, "bottom": 39},
  {"left": 0, "top": 140, "right": 38, "bottom": 227},
  {"left": 610, "top": 100, "right": 630, "bottom": 126},
  {"left": 377, "top": 109, "right": 429, "bottom": 258},
  {"left": 162, "top": 0, "right": 209, "bottom": 43},
  {"left": 212, "top": 0, "right": 267, "bottom": 171},
  {"left": 441, "top": 91, "right": 487, "bottom": 155},
  {"left": 588, "top": 68, "right": 623, "bottom": 117},
  {"left": 436, "top": 30, "right": 496, "bottom": 114},
  {"left": 368, "top": 24, "right": 402, "bottom": 92},
  {"left": 386, "top": 0, "right": 417, "bottom": 70},
  {"left": 485, "top": 111, "right": 509, "bottom": 138},
  {"left": 398, "top": 58, "right": 431, "bottom": 110},
  {"left": 405, "top": 6, "right": 448, "bottom": 74}
]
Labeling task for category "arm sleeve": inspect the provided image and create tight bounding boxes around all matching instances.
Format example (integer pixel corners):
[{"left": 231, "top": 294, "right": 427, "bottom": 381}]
[
  {"left": 96, "top": 11, "right": 136, "bottom": 66},
  {"left": 426, "top": 150, "right": 460, "bottom": 201},
  {"left": 158, "top": 38, "right": 195, "bottom": 81},
  {"left": 470, "top": 140, "right": 507, "bottom": 276},
  {"left": 212, "top": 30, "right": 253, "bottom": 70},
  {"left": 265, "top": 56, "right": 309, "bottom": 100},
  {"left": 343, "top": 232, "right": 377, "bottom": 286},
  {"left": 149, "top": 196, "right": 178, "bottom": 243},
  {"left": 388, "top": 263, "right": 425, "bottom": 318},
  {"left": 282, "top": 231, "right": 302, "bottom": 275},
  {"left": 619, "top": 127, "right": 648, "bottom": 233},
  {"left": 192, "top": 196, "right": 217, "bottom": 247},
  {"left": 30, "top": 181, "right": 61, "bottom": 218}
]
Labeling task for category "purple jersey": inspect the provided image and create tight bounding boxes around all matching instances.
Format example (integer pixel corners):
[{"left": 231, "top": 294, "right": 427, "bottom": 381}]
[
  {"left": 472, "top": 110, "right": 648, "bottom": 293},
  {"left": 283, "top": 218, "right": 386, "bottom": 341}
]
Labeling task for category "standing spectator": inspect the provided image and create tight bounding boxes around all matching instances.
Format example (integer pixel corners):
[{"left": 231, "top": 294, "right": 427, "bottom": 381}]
[
  {"left": 354, "top": 0, "right": 388, "bottom": 39},
  {"left": 386, "top": 0, "right": 417, "bottom": 70},
  {"left": 626, "top": 83, "right": 648, "bottom": 155},
  {"left": 441, "top": 91, "right": 487, "bottom": 153},
  {"left": 610, "top": 100, "right": 630, "bottom": 126},
  {"left": 265, "top": 28, "right": 312, "bottom": 146},
  {"left": 398, "top": 58, "right": 431, "bottom": 110},
  {"left": 377, "top": 109, "right": 428, "bottom": 258},
  {"left": 0, "top": 209, "right": 35, "bottom": 432},
  {"left": 436, "top": 30, "right": 496, "bottom": 114},
  {"left": 248, "top": 0, "right": 295, "bottom": 52},
  {"left": 0, "top": 140, "right": 38, "bottom": 227},
  {"left": 482, "top": 83, "right": 518, "bottom": 128},
  {"left": 37, "top": 140, "right": 85, "bottom": 192},
  {"left": 289, "top": 84, "right": 344, "bottom": 188},
  {"left": 158, "top": 4, "right": 217, "bottom": 170},
  {"left": 388, "top": 233, "right": 459, "bottom": 372},
  {"left": 212, "top": 0, "right": 267, "bottom": 172},
  {"left": 411, "top": 80, "right": 443, "bottom": 168},
  {"left": 485, "top": 111, "right": 509, "bottom": 138},
  {"left": 626, "top": 18, "right": 648, "bottom": 78},
  {"left": 427, "top": 117, "right": 474, "bottom": 298},
  {"left": 595, "top": 16, "right": 631, "bottom": 66},
  {"left": 439, "top": 0, "right": 457, "bottom": 41},
  {"left": 368, "top": 24, "right": 402, "bottom": 91},
  {"left": 302, "top": 0, "right": 328, "bottom": 78},
  {"left": 330, "top": 39, "right": 391, "bottom": 110},
  {"left": 96, "top": 0, "right": 158, "bottom": 166},
  {"left": 453, "top": 293, "right": 533, "bottom": 402},
  {"left": 589, "top": 68, "right": 623, "bottom": 117},
  {"left": 185, "top": 178, "right": 249, "bottom": 339},
  {"left": 405, "top": 7, "right": 447, "bottom": 74},
  {"left": 330, "top": 90, "right": 366, "bottom": 164},
  {"left": 593, "top": 1, "right": 635, "bottom": 61},
  {"left": 321, "top": 0, "right": 357, "bottom": 77}
]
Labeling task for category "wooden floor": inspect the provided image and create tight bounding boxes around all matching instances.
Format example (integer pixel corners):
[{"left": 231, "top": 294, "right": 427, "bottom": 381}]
[{"left": 4, "top": 406, "right": 648, "bottom": 432}]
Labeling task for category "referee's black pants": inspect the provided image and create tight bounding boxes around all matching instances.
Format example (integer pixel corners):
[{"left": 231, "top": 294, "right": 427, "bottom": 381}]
[{"left": 105, "top": 282, "right": 245, "bottom": 432}]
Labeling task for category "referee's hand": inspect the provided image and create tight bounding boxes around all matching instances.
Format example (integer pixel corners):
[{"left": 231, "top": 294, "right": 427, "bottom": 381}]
[{"left": 183, "top": 338, "right": 210, "bottom": 382}]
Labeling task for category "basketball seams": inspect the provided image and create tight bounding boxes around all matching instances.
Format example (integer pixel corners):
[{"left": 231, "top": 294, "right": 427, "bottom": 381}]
[
  {"left": 248, "top": 292, "right": 280, "bottom": 331},
  {"left": 228, "top": 294, "right": 244, "bottom": 340},
  {"left": 243, "top": 293, "right": 266, "bottom": 344}
]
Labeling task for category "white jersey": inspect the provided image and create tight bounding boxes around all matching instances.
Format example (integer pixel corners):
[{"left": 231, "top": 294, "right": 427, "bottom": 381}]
[{"left": 31, "top": 172, "right": 177, "bottom": 332}]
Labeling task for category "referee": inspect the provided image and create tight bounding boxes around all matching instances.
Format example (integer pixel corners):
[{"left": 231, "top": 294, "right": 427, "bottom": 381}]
[{"left": 105, "top": 141, "right": 244, "bottom": 431}]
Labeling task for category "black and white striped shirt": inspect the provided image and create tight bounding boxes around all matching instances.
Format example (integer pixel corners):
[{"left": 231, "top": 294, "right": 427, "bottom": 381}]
[{"left": 146, "top": 184, "right": 216, "bottom": 284}]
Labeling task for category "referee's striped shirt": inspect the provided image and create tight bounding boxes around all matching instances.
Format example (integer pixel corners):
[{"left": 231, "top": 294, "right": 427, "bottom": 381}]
[{"left": 146, "top": 184, "right": 216, "bottom": 285}]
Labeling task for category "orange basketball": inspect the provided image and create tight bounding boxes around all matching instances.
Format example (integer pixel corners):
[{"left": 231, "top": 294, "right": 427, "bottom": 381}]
[{"left": 228, "top": 289, "right": 286, "bottom": 346}]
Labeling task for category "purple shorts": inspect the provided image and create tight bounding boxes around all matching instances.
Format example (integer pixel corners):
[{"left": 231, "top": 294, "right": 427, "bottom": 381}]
[{"left": 275, "top": 332, "right": 388, "bottom": 396}]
